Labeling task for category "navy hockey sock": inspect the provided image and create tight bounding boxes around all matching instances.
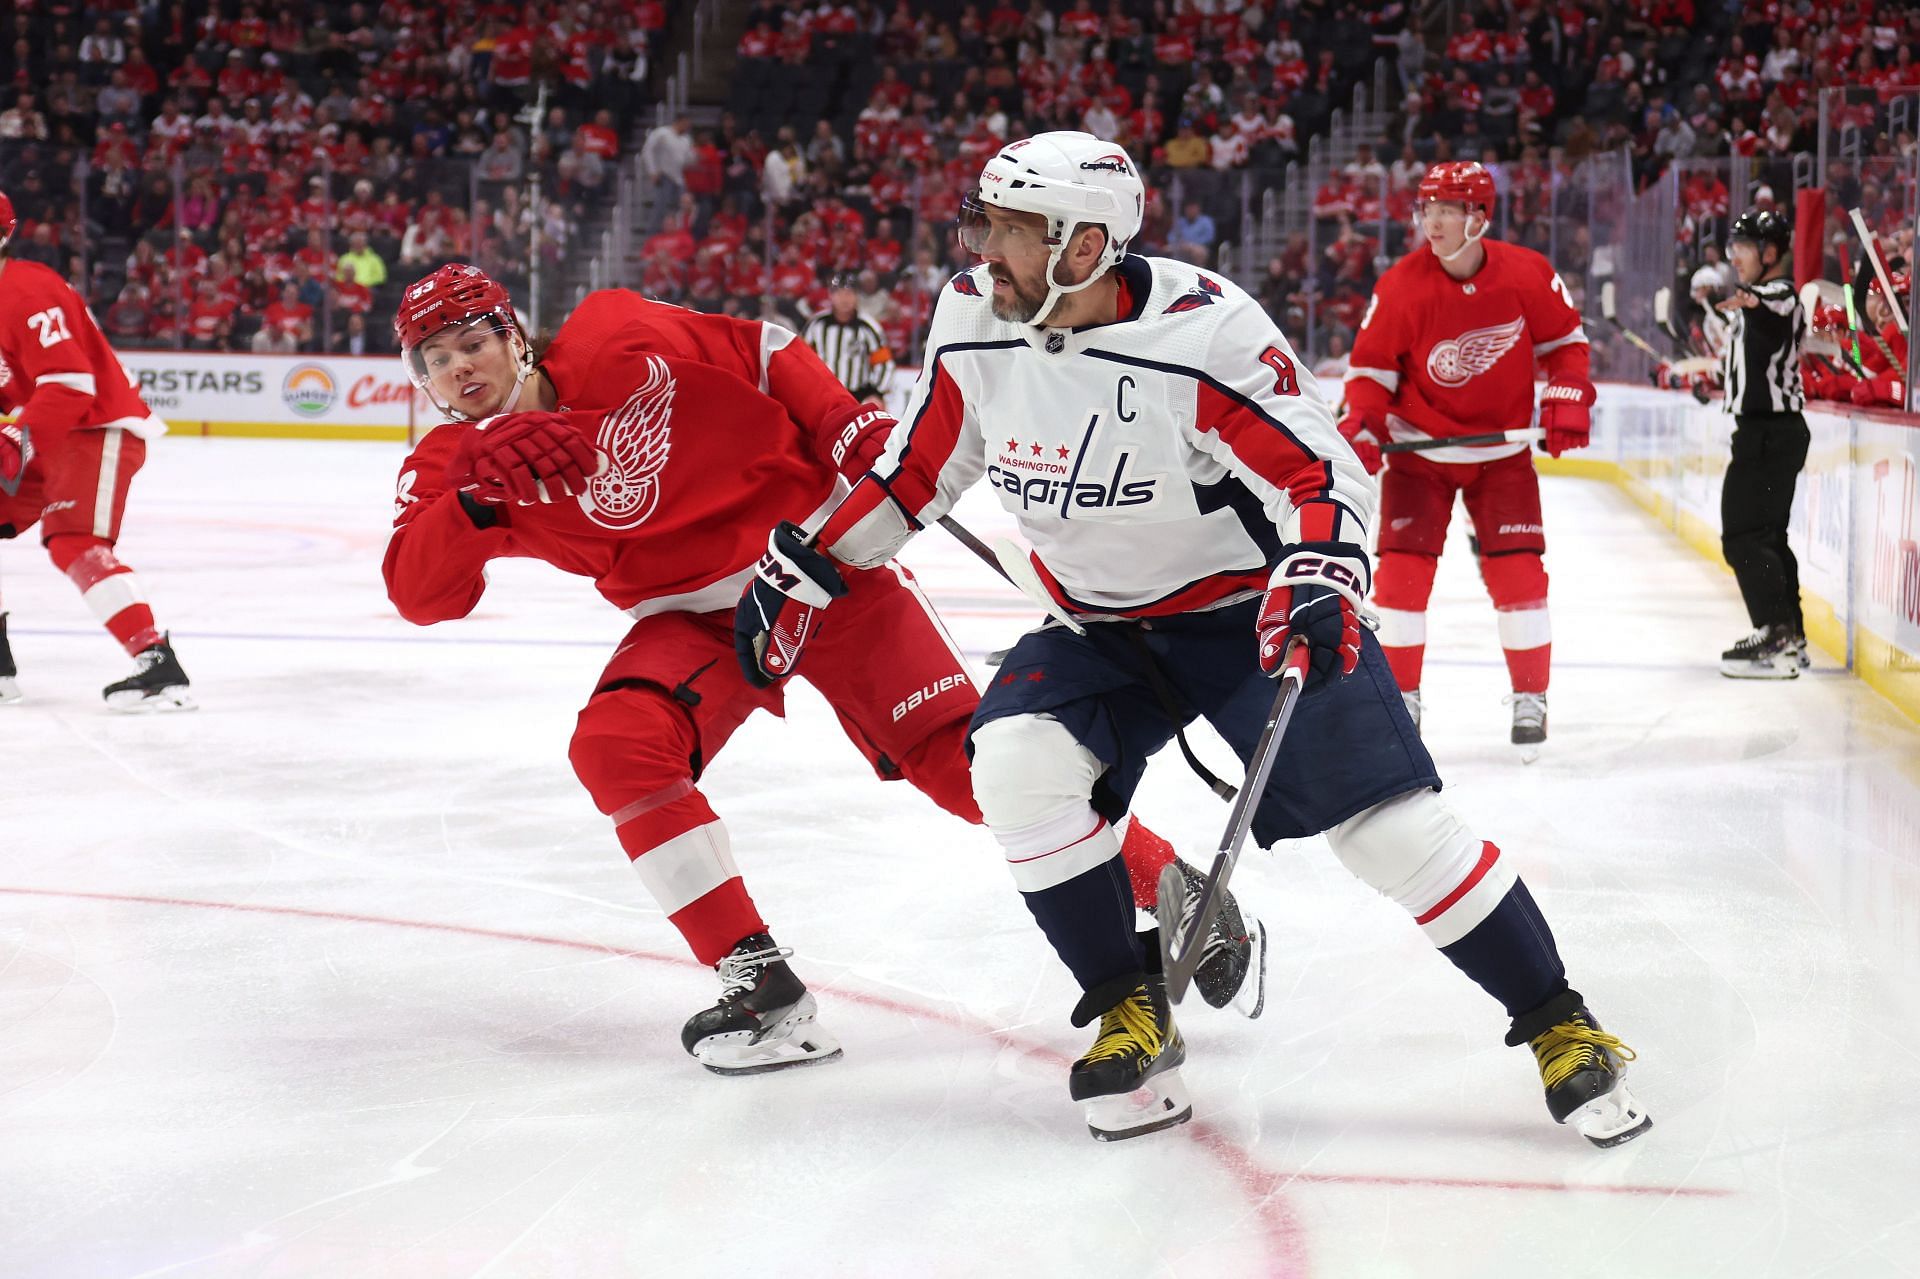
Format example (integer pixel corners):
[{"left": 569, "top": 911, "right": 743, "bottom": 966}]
[
  {"left": 1438, "top": 878, "right": 1568, "bottom": 1017},
  {"left": 1020, "top": 854, "right": 1146, "bottom": 993}
]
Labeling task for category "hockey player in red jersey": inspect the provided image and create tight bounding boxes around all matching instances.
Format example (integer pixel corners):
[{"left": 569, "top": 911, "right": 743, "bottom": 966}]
[
  {"left": 0, "top": 189, "right": 193, "bottom": 711},
  {"left": 1338, "top": 161, "right": 1595, "bottom": 759},
  {"left": 383, "top": 265, "right": 1264, "bottom": 1076}
]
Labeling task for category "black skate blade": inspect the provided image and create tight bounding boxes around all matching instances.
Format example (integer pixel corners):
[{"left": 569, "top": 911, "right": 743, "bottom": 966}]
[
  {"left": 1086, "top": 1102, "right": 1192, "bottom": 1142},
  {"left": 1585, "top": 1112, "right": 1653, "bottom": 1149}
]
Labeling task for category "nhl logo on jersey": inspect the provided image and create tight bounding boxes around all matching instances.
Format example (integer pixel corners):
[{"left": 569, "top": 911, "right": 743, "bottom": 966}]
[
  {"left": 584, "top": 356, "right": 674, "bottom": 530},
  {"left": 1425, "top": 315, "right": 1526, "bottom": 388},
  {"left": 1045, "top": 331, "right": 1065, "bottom": 354}
]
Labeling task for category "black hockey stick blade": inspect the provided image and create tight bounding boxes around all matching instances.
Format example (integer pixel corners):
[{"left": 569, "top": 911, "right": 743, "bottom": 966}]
[{"left": 1160, "top": 640, "right": 1307, "bottom": 1005}]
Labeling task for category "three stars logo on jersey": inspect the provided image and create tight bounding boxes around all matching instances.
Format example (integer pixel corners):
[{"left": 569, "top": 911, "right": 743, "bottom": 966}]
[
  {"left": 584, "top": 356, "right": 673, "bottom": 531},
  {"left": 1425, "top": 315, "right": 1526, "bottom": 388}
]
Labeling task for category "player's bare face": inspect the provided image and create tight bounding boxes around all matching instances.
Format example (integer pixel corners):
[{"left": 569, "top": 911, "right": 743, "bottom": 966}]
[
  {"left": 975, "top": 207, "right": 1055, "bottom": 323},
  {"left": 1728, "top": 240, "right": 1764, "bottom": 285},
  {"left": 421, "top": 323, "right": 518, "bottom": 417},
  {"left": 1421, "top": 200, "right": 1472, "bottom": 257}
]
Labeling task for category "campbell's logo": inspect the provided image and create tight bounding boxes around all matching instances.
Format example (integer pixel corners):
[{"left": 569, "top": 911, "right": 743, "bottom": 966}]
[
  {"left": 346, "top": 374, "right": 414, "bottom": 409},
  {"left": 281, "top": 363, "right": 336, "bottom": 417}
]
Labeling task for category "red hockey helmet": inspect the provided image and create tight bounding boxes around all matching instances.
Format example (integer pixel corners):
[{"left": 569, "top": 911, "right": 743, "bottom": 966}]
[
  {"left": 394, "top": 263, "right": 531, "bottom": 419},
  {"left": 1416, "top": 161, "right": 1496, "bottom": 215},
  {"left": 0, "top": 189, "right": 15, "bottom": 251}
]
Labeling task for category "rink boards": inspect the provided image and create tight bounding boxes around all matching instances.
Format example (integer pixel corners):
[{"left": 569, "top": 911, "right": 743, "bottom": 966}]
[{"left": 1542, "top": 384, "right": 1920, "bottom": 723}]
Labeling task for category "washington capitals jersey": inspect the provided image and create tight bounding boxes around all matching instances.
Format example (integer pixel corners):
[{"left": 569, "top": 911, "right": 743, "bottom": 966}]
[{"left": 862, "top": 255, "right": 1371, "bottom": 618}]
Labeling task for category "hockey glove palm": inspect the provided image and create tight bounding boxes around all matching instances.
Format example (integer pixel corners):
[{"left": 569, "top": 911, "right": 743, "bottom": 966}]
[
  {"left": 734, "top": 521, "right": 849, "bottom": 687},
  {"left": 0, "top": 424, "right": 30, "bottom": 497},
  {"left": 1538, "top": 381, "right": 1594, "bottom": 457},
  {"left": 448, "top": 413, "right": 604, "bottom": 506},
  {"left": 1256, "top": 542, "right": 1370, "bottom": 689},
  {"left": 1335, "top": 405, "right": 1385, "bottom": 475}
]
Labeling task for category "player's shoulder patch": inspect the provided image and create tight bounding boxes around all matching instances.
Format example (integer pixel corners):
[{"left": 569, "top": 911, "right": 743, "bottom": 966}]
[
  {"left": 949, "top": 266, "right": 987, "bottom": 297},
  {"left": 1163, "top": 272, "right": 1226, "bottom": 314}
]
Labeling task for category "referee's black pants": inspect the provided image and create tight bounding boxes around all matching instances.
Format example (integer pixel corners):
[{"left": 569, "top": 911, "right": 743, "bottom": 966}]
[{"left": 1720, "top": 411, "right": 1809, "bottom": 632}]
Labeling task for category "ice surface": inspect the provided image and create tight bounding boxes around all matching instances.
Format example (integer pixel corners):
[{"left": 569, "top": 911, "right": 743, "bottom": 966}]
[{"left": 2, "top": 438, "right": 1917, "bottom": 1277}]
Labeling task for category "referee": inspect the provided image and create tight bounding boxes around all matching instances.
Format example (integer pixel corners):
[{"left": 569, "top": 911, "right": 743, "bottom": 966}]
[
  {"left": 1715, "top": 208, "right": 1810, "bottom": 680},
  {"left": 803, "top": 276, "right": 894, "bottom": 403}
]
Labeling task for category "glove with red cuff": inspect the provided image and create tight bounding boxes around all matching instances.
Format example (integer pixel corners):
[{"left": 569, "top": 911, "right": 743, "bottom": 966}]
[
  {"left": 821, "top": 401, "right": 899, "bottom": 482},
  {"left": 1538, "top": 380, "right": 1595, "bottom": 457},
  {"left": 734, "top": 521, "right": 849, "bottom": 687},
  {"left": 1335, "top": 405, "right": 1385, "bottom": 475},
  {"left": 0, "top": 423, "right": 32, "bottom": 497},
  {"left": 447, "top": 413, "right": 604, "bottom": 506},
  {"left": 1255, "top": 542, "right": 1370, "bottom": 690}
]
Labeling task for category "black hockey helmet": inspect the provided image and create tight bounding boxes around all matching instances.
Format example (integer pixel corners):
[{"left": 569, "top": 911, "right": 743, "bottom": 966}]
[{"left": 1728, "top": 208, "right": 1792, "bottom": 257}]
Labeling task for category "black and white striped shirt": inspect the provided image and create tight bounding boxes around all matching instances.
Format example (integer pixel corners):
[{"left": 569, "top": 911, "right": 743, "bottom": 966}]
[
  {"left": 1720, "top": 276, "right": 1806, "bottom": 415},
  {"left": 802, "top": 311, "right": 894, "bottom": 399}
]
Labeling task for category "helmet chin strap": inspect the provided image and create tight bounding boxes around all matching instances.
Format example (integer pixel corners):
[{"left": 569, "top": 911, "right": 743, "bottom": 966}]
[
  {"left": 1437, "top": 210, "right": 1490, "bottom": 264},
  {"left": 1031, "top": 240, "right": 1113, "bottom": 328}
]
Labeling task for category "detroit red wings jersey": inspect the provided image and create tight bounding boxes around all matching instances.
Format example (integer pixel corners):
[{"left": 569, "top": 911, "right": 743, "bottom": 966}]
[
  {"left": 386, "top": 296, "right": 849, "bottom": 623},
  {"left": 1345, "top": 240, "right": 1587, "bottom": 462},
  {"left": 0, "top": 258, "right": 164, "bottom": 445},
  {"left": 537, "top": 290, "right": 856, "bottom": 438}
]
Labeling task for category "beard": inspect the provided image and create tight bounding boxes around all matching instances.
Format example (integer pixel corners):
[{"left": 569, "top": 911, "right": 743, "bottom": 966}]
[{"left": 989, "top": 265, "right": 1051, "bottom": 324}]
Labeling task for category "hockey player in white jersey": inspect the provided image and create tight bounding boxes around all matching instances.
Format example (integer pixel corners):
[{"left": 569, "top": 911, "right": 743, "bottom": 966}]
[{"left": 736, "top": 131, "right": 1650, "bottom": 1146}]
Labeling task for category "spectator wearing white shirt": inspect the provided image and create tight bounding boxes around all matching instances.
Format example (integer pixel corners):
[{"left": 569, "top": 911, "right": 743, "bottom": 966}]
[{"left": 1209, "top": 120, "right": 1247, "bottom": 170}]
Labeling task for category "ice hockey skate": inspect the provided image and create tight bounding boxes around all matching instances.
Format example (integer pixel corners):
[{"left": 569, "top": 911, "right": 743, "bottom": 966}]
[
  {"left": 0, "top": 612, "right": 20, "bottom": 705},
  {"left": 1174, "top": 862, "right": 1266, "bottom": 1018},
  {"left": 1721, "top": 625, "right": 1801, "bottom": 680},
  {"left": 1068, "top": 974, "right": 1192, "bottom": 1141},
  {"left": 103, "top": 634, "right": 195, "bottom": 712},
  {"left": 1506, "top": 691, "right": 1546, "bottom": 762},
  {"left": 681, "top": 931, "right": 843, "bottom": 1076},
  {"left": 1508, "top": 992, "right": 1651, "bottom": 1148}
]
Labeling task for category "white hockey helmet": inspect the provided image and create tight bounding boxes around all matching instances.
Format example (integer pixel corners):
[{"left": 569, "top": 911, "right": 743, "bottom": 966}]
[
  {"left": 959, "top": 130, "right": 1145, "bottom": 325},
  {"left": 1689, "top": 265, "right": 1725, "bottom": 299}
]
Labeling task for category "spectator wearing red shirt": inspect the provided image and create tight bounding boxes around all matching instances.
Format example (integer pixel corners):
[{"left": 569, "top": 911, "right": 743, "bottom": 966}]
[
  {"left": 1446, "top": 16, "right": 1493, "bottom": 65},
  {"left": 491, "top": 23, "right": 536, "bottom": 87},
  {"left": 262, "top": 281, "right": 314, "bottom": 343},
  {"left": 1059, "top": 0, "right": 1102, "bottom": 41},
  {"left": 1154, "top": 29, "right": 1195, "bottom": 66},
  {"left": 185, "top": 279, "right": 236, "bottom": 349},
  {"left": 576, "top": 110, "right": 623, "bottom": 160}
]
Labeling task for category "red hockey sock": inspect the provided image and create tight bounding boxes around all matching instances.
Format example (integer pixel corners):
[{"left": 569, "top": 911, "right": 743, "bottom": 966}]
[
  {"left": 1382, "top": 643, "right": 1426, "bottom": 692},
  {"left": 1119, "top": 817, "right": 1178, "bottom": 908},
  {"left": 47, "top": 535, "right": 162, "bottom": 656},
  {"left": 1502, "top": 643, "right": 1551, "bottom": 695}
]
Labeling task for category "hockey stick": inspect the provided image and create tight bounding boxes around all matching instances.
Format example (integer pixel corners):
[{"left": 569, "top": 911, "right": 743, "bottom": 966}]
[
  {"left": 1801, "top": 280, "right": 1872, "bottom": 376},
  {"left": 1156, "top": 638, "right": 1309, "bottom": 1005},
  {"left": 1849, "top": 208, "right": 1910, "bottom": 336},
  {"left": 1653, "top": 287, "right": 1684, "bottom": 346},
  {"left": 1598, "top": 281, "right": 1667, "bottom": 362},
  {"left": 1845, "top": 253, "right": 1907, "bottom": 374},
  {"left": 935, "top": 515, "right": 1087, "bottom": 636},
  {"left": 1382, "top": 428, "right": 1542, "bottom": 453}
]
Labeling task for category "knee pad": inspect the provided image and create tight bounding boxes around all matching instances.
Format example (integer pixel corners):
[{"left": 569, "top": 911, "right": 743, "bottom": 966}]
[
  {"left": 1325, "top": 789, "right": 1516, "bottom": 946},
  {"left": 569, "top": 684, "right": 702, "bottom": 814},
  {"left": 971, "top": 714, "right": 1117, "bottom": 892},
  {"left": 1480, "top": 550, "right": 1547, "bottom": 611},
  {"left": 970, "top": 714, "right": 1103, "bottom": 830}
]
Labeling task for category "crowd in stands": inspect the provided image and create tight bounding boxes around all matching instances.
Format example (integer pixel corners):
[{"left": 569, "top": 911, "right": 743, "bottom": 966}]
[
  {"left": 1, "top": 0, "right": 1916, "bottom": 378},
  {"left": 0, "top": 0, "right": 664, "bottom": 353}
]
